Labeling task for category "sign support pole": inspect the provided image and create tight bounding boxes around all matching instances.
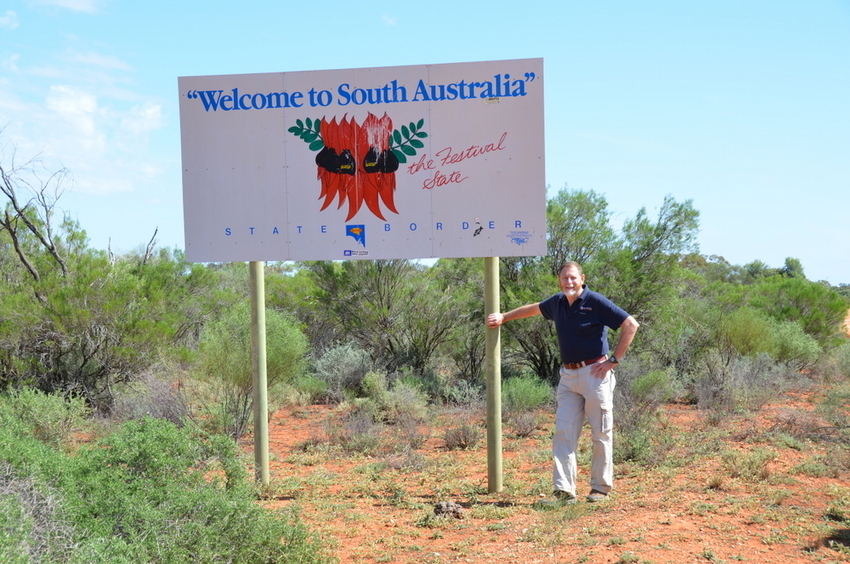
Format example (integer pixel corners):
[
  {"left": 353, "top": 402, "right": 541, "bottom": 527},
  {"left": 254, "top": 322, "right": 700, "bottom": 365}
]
[
  {"left": 249, "top": 261, "right": 270, "bottom": 486},
  {"left": 484, "top": 256, "right": 503, "bottom": 493}
]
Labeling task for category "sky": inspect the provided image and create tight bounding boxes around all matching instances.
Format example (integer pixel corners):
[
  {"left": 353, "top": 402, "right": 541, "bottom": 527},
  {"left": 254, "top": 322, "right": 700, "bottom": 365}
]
[{"left": 1, "top": 1, "right": 848, "bottom": 283}]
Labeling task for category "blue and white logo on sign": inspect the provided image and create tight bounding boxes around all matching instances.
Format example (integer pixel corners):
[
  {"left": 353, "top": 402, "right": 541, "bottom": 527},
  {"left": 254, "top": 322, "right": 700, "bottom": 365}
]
[{"left": 346, "top": 225, "right": 366, "bottom": 247}]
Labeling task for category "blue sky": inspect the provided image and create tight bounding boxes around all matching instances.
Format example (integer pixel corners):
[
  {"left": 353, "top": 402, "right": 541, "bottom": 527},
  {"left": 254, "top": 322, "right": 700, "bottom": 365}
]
[{"left": 1, "top": 1, "right": 848, "bottom": 283}]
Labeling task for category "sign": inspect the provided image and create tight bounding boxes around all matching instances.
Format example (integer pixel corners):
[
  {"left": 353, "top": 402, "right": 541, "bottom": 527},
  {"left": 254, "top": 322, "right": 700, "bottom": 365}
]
[{"left": 178, "top": 58, "right": 545, "bottom": 262}]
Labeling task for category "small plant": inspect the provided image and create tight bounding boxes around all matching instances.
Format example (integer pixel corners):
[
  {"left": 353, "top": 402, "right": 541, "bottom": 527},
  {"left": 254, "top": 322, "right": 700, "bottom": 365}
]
[
  {"left": 722, "top": 448, "right": 775, "bottom": 481},
  {"left": 607, "top": 536, "right": 627, "bottom": 546},
  {"left": 442, "top": 421, "right": 483, "bottom": 450},
  {"left": 699, "top": 546, "right": 719, "bottom": 561},
  {"left": 706, "top": 474, "right": 725, "bottom": 490},
  {"left": 325, "top": 404, "right": 384, "bottom": 455},
  {"left": 506, "top": 411, "right": 539, "bottom": 438}
]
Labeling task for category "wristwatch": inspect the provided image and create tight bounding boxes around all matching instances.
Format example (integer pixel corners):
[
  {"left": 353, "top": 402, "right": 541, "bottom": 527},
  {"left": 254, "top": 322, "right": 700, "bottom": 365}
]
[{"left": 608, "top": 355, "right": 619, "bottom": 364}]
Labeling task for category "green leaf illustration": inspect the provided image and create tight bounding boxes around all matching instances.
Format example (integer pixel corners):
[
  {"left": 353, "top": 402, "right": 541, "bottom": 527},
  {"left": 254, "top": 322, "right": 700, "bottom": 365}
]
[
  {"left": 387, "top": 117, "right": 428, "bottom": 161},
  {"left": 392, "top": 149, "right": 407, "bottom": 164}
]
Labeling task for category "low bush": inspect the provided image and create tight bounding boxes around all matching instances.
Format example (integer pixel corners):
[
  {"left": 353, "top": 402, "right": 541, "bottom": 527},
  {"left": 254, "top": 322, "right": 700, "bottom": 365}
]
[
  {"left": 0, "top": 463, "right": 77, "bottom": 564},
  {"left": 721, "top": 447, "right": 775, "bottom": 481},
  {"left": 835, "top": 342, "right": 850, "bottom": 379},
  {"left": 0, "top": 402, "right": 326, "bottom": 564},
  {"left": 194, "top": 304, "right": 309, "bottom": 438},
  {"left": 693, "top": 350, "right": 801, "bottom": 413},
  {"left": 325, "top": 403, "right": 384, "bottom": 455},
  {"left": 502, "top": 375, "right": 553, "bottom": 414},
  {"left": 614, "top": 364, "right": 675, "bottom": 464},
  {"left": 506, "top": 411, "right": 540, "bottom": 438},
  {"left": 771, "top": 319, "right": 822, "bottom": 370},
  {"left": 817, "top": 383, "right": 850, "bottom": 431},
  {"left": 442, "top": 421, "right": 483, "bottom": 450},
  {"left": 311, "top": 342, "right": 373, "bottom": 403},
  {"left": 109, "top": 370, "right": 190, "bottom": 426},
  {"left": 0, "top": 388, "right": 90, "bottom": 446}
]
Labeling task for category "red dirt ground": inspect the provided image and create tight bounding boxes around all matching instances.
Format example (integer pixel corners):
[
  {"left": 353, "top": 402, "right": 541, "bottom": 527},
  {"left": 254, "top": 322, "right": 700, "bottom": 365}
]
[{"left": 245, "top": 388, "right": 850, "bottom": 564}]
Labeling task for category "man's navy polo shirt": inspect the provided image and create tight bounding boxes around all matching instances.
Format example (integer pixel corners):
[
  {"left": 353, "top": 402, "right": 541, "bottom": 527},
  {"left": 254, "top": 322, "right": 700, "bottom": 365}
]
[{"left": 538, "top": 285, "right": 630, "bottom": 365}]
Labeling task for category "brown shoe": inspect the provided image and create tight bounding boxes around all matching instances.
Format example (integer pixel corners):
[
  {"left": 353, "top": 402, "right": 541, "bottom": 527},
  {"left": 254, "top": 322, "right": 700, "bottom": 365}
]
[{"left": 586, "top": 489, "right": 608, "bottom": 502}]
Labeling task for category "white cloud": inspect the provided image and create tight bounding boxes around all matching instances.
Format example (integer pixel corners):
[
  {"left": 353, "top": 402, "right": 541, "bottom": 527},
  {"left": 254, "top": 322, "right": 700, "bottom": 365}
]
[
  {"left": 0, "top": 10, "right": 19, "bottom": 29},
  {"left": 69, "top": 50, "right": 131, "bottom": 71},
  {"left": 2, "top": 53, "right": 20, "bottom": 72},
  {"left": 30, "top": 0, "right": 106, "bottom": 15},
  {"left": 46, "top": 84, "right": 99, "bottom": 138},
  {"left": 121, "top": 103, "right": 163, "bottom": 135},
  {"left": 381, "top": 13, "right": 397, "bottom": 26}
]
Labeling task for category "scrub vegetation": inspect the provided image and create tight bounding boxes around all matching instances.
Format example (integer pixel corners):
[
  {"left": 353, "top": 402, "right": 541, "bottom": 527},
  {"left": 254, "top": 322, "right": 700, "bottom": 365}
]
[{"left": 2, "top": 150, "right": 850, "bottom": 562}]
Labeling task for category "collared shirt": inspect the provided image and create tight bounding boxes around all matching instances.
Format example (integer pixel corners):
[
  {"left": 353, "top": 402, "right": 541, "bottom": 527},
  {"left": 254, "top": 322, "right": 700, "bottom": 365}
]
[{"left": 538, "top": 285, "right": 629, "bottom": 364}]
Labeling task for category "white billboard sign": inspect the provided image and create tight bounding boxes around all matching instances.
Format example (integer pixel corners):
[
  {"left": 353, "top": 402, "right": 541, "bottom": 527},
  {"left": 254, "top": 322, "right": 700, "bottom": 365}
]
[{"left": 178, "top": 58, "right": 545, "bottom": 262}]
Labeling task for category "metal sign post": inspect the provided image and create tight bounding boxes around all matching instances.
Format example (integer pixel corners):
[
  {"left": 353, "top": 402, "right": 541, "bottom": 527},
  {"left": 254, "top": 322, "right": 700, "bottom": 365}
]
[
  {"left": 249, "top": 261, "right": 270, "bottom": 486},
  {"left": 484, "top": 256, "right": 502, "bottom": 493}
]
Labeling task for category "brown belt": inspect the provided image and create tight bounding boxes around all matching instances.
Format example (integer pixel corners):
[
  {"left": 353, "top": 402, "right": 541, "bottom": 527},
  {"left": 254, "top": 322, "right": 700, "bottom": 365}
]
[{"left": 563, "top": 355, "right": 607, "bottom": 370}]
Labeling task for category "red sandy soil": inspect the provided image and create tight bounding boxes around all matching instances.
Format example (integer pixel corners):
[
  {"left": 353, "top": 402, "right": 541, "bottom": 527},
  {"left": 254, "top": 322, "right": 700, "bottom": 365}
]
[{"left": 245, "top": 389, "right": 850, "bottom": 564}]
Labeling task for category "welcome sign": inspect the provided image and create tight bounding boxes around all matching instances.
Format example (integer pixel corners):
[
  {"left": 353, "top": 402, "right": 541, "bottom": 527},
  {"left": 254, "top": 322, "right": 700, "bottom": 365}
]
[{"left": 178, "top": 58, "right": 545, "bottom": 262}]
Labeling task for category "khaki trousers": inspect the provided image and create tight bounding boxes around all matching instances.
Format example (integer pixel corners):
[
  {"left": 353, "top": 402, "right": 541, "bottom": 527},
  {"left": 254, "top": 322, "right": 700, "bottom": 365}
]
[{"left": 552, "top": 364, "right": 616, "bottom": 495}]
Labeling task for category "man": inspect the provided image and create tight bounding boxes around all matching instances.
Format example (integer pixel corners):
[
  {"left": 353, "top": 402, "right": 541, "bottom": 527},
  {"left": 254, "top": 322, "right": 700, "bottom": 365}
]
[{"left": 486, "top": 261, "right": 639, "bottom": 505}]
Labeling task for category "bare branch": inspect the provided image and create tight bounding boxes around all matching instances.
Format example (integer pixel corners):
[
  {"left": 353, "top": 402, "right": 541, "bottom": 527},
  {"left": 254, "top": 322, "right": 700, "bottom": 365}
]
[
  {"left": 142, "top": 227, "right": 158, "bottom": 266},
  {"left": 0, "top": 148, "right": 70, "bottom": 276}
]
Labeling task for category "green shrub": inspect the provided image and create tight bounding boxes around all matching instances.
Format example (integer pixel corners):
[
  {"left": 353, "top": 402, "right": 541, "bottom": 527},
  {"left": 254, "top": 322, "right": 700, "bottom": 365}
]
[
  {"left": 356, "top": 371, "right": 429, "bottom": 424},
  {"left": 501, "top": 375, "right": 553, "bottom": 414},
  {"left": 194, "top": 303, "right": 309, "bottom": 438},
  {"left": 285, "top": 374, "right": 328, "bottom": 406},
  {"left": 817, "top": 383, "right": 850, "bottom": 430},
  {"left": 1, "top": 388, "right": 90, "bottom": 446},
  {"left": 361, "top": 370, "right": 389, "bottom": 400},
  {"left": 311, "top": 342, "right": 373, "bottom": 403},
  {"left": 64, "top": 418, "right": 325, "bottom": 563},
  {"left": 770, "top": 319, "right": 822, "bottom": 370},
  {"left": 0, "top": 408, "right": 326, "bottom": 563},
  {"left": 835, "top": 342, "right": 850, "bottom": 379},
  {"left": 383, "top": 380, "right": 430, "bottom": 424},
  {"left": 721, "top": 447, "right": 775, "bottom": 481},
  {"left": 0, "top": 463, "right": 77, "bottom": 564},
  {"left": 613, "top": 364, "right": 674, "bottom": 464},
  {"left": 693, "top": 351, "right": 799, "bottom": 413},
  {"left": 717, "top": 307, "right": 776, "bottom": 359}
]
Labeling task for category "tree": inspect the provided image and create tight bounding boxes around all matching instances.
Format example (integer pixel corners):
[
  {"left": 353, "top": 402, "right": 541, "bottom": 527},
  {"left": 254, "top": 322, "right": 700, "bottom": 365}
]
[
  {"left": 305, "top": 259, "right": 456, "bottom": 373},
  {"left": 598, "top": 195, "right": 700, "bottom": 323},
  {"left": 545, "top": 186, "right": 615, "bottom": 275},
  {"left": 1, "top": 142, "right": 230, "bottom": 407},
  {"left": 780, "top": 257, "right": 805, "bottom": 279},
  {"left": 0, "top": 153, "right": 71, "bottom": 296}
]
